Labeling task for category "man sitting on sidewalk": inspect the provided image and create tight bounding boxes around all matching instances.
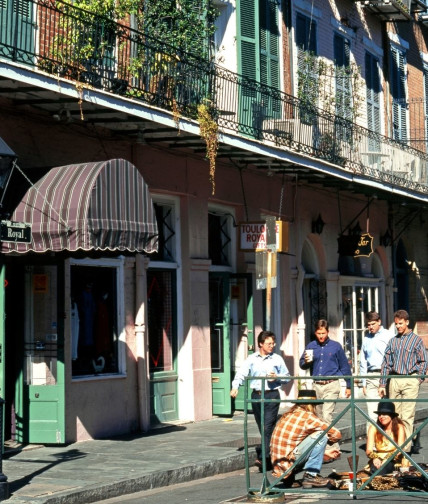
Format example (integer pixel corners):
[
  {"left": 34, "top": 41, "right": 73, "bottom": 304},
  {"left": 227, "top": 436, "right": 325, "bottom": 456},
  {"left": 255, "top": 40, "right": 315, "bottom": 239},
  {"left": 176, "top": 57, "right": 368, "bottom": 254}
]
[{"left": 270, "top": 389, "right": 341, "bottom": 488}]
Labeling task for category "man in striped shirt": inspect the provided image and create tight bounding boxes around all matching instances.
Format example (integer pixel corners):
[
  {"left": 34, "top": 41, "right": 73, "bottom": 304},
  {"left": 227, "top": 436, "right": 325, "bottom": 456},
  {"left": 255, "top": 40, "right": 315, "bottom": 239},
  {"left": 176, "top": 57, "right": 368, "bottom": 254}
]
[
  {"left": 378, "top": 309, "right": 428, "bottom": 450},
  {"left": 270, "top": 389, "right": 341, "bottom": 488}
]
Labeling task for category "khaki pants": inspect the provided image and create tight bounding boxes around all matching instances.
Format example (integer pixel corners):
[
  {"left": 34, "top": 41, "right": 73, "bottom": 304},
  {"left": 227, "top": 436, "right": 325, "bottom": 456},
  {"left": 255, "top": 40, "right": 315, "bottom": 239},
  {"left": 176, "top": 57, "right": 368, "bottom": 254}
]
[
  {"left": 389, "top": 376, "right": 420, "bottom": 451},
  {"left": 313, "top": 380, "right": 341, "bottom": 426}
]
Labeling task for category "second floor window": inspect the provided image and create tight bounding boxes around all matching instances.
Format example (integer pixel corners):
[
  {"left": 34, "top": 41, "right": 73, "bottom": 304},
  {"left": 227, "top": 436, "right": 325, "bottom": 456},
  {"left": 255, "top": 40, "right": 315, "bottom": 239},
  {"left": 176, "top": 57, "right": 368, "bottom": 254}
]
[
  {"left": 334, "top": 33, "right": 352, "bottom": 121},
  {"left": 296, "top": 12, "right": 317, "bottom": 124},
  {"left": 365, "top": 51, "right": 381, "bottom": 151}
]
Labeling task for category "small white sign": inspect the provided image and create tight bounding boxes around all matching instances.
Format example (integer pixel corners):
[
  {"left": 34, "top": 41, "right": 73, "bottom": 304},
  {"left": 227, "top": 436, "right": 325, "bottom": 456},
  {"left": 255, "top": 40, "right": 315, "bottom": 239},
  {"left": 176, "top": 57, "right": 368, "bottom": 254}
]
[{"left": 239, "top": 222, "right": 266, "bottom": 251}]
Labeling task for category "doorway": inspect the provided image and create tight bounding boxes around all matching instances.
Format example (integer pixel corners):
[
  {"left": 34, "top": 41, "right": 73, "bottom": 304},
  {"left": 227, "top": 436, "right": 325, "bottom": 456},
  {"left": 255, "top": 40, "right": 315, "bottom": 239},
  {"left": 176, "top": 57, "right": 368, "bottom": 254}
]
[
  {"left": 209, "top": 273, "right": 253, "bottom": 415},
  {"left": 3, "top": 261, "right": 65, "bottom": 444}
]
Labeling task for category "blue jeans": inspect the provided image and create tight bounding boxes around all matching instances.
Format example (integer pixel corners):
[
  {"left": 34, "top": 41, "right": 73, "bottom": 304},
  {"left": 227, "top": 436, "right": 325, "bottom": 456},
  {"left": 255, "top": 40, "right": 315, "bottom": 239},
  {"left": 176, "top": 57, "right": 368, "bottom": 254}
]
[
  {"left": 292, "top": 431, "right": 328, "bottom": 475},
  {"left": 251, "top": 389, "right": 280, "bottom": 459}
]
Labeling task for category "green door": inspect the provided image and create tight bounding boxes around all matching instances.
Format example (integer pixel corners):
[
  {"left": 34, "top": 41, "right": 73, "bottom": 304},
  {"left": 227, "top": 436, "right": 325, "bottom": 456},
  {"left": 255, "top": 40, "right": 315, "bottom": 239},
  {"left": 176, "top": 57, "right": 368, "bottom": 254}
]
[
  {"left": 210, "top": 273, "right": 231, "bottom": 415},
  {"left": 230, "top": 274, "right": 254, "bottom": 411},
  {"left": 17, "top": 265, "right": 65, "bottom": 443},
  {"left": 1, "top": 0, "right": 35, "bottom": 64},
  {"left": 210, "top": 273, "right": 254, "bottom": 415}
]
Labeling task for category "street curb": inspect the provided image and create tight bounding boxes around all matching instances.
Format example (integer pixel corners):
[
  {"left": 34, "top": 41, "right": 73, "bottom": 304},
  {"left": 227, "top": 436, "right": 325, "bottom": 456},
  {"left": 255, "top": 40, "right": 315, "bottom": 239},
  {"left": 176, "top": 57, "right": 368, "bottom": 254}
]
[{"left": 35, "top": 454, "right": 251, "bottom": 504}]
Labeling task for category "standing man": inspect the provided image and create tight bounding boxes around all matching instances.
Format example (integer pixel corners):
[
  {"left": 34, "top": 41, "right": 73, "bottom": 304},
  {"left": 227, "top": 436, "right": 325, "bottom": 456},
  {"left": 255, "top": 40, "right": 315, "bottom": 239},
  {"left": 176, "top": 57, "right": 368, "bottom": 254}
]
[
  {"left": 359, "top": 311, "right": 393, "bottom": 430},
  {"left": 231, "top": 330, "right": 290, "bottom": 471},
  {"left": 299, "top": 319, "right": 351, "bottom": 430},
  {"left": 379, "top": 309, "right": 428, "bottom": 450}
]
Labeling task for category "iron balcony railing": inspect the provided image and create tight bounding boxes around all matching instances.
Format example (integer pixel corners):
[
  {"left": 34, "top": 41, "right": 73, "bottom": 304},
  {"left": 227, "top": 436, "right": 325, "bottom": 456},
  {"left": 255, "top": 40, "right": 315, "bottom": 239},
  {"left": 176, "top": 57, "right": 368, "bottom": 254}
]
[{"left": 2, "top": 0, "right": 428, "bottom": 194}]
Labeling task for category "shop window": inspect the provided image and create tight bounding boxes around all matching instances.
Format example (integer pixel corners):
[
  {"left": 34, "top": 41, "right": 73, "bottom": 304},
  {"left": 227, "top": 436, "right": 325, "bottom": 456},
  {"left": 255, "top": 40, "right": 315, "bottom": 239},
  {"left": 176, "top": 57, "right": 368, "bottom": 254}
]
[
  {"left": 151, "top": 203, "right": 176, "bottom": 262},
  {"left": 147, "top": 269, "right": 176, "bottom": 373},
  {"left": 341, "top": 284, "right": 379, "bottom": 374},
  {"left": 71, "top": 264, "right": 118, "bottom": 376},
  {"left": 208, "top": 213, "right": 231, "bottom": 266}
]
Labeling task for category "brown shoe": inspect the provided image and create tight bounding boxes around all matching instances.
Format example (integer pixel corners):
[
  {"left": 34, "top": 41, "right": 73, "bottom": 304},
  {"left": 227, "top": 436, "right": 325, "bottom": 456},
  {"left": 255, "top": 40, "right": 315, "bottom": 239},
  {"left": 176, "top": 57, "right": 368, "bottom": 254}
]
[{"left": 302, "top": 472, "right": 331, "bottom": 488}]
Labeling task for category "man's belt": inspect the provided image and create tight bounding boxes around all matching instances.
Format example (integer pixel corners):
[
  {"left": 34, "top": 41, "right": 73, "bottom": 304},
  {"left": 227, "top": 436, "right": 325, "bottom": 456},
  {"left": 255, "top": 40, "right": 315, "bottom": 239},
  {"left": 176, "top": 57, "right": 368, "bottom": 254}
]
[
  {"left": 252, "top": 389, "right": 279, "bottom": 394},
  {"left": 368, "top": 369, "right": 381, "bottom": 372},
  {"left": 313, "top": 380, "right": 335, "bottom": 385}
]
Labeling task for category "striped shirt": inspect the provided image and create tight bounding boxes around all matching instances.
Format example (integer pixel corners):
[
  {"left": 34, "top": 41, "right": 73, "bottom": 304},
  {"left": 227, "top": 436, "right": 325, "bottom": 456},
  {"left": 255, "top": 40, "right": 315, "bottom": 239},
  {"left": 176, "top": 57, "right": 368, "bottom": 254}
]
[
  {"left": 380, "top": 331, "right": 428, "bottom": 386},
  {"left": 270, "top": 407, "right": 341, "bottom": 479}
]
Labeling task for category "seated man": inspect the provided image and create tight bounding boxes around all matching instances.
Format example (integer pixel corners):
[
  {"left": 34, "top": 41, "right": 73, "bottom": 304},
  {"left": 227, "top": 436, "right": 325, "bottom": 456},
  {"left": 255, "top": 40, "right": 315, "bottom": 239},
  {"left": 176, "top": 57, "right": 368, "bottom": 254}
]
[{"left": 270, "top": 389, "right": 341, "bottom": 488}]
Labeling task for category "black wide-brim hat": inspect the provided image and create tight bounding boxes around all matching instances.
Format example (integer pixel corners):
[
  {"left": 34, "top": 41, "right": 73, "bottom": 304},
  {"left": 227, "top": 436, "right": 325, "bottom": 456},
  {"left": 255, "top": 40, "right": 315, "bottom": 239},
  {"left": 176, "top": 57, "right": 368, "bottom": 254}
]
[
  {"left": 297, "top": 389, "right": 317, "bottom": 399},
  {"left": 373, "top": 401, "right": 398, "bottom": 417}
]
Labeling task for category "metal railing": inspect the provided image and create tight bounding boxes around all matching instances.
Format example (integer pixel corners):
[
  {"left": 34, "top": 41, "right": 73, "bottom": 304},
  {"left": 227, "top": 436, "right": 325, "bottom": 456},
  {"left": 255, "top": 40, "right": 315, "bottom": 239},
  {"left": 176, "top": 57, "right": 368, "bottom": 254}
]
[
  {"left": 244, "top": 374, "right": 428, "bottom": 500},
  {"left": 2, "top": 0, "right": 428, "bottom": 194}
]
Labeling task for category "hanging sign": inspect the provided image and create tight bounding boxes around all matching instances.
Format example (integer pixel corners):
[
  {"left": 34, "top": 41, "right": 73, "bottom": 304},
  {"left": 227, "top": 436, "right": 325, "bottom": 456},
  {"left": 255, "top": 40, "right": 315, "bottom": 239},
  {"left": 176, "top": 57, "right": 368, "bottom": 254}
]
[
  {"left": 354, "top": 233, "right": 374, "bottom": 257},
  {"left": 0, "top": 220, "right": 31, "bottom": 243},
  {"left": 239, "top": 221, "right": 289, "bottom": 252},
  {"left": 337, "top": 233, "right": 373, "bottom": 258}
]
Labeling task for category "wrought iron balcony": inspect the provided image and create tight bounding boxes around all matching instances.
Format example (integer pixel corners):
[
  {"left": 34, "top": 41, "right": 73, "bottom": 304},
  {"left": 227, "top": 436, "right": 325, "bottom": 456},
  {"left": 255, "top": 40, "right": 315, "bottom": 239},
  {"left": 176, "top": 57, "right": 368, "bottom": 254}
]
[
  {"left": 354, "top": 0, "right": 412, "bottom": 21},
  {"left": 1, "top": 0, "right": 427, "bottom": 195}
]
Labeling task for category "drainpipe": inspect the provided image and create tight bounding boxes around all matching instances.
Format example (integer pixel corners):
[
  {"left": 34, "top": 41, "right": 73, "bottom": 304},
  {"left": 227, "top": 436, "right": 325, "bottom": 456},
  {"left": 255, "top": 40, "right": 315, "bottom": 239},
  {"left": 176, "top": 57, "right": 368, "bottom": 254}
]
[{"left": 135, "top": 254, "right": 150, "bottom": 432}]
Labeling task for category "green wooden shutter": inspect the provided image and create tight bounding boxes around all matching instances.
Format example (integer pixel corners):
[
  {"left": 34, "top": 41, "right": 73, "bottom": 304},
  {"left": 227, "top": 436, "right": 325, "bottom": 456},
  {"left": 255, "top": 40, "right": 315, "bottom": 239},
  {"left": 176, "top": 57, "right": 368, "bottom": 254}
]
[
  {"left": 260, "top": 0, "right": 280, "bottom": 116},
  {"left": 237, "top": 0, "right": 260, "bottom": 136},
  {"left": 1, "top": 0, "right": 34, "bottom": 63},
  {"left": 238, "top": 0, "right": 258, "bottom": 81},
  {"left": 390, "top": 46, "right": 407, "bottom": 143},
  {"left": 365, "top": 51, "right": 380, "bottom": 152}
]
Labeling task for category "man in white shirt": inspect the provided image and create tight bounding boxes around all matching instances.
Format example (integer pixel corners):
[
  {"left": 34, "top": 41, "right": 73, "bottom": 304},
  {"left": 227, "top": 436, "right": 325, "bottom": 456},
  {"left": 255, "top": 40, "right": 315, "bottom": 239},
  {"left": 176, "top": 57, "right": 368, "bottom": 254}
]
[
  {"left": 231, "top": 330, "right": 290, "bottom": 471},
  {"left": 359, "top": 311, "right": 393, "bottom": 431}
]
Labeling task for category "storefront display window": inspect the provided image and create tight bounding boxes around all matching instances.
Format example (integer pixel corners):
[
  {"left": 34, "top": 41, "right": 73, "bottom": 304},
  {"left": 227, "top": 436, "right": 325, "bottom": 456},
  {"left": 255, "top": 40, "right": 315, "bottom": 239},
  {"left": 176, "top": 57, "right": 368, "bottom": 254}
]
[
  {"left": 71, "top": 264, "right": 118, "bottom": 376},
  {"left": 24, "top": 266, "right": 59, "bottom": 386},
  {"left": 147, "top": 270, "right": 176, "bottom": 372}
]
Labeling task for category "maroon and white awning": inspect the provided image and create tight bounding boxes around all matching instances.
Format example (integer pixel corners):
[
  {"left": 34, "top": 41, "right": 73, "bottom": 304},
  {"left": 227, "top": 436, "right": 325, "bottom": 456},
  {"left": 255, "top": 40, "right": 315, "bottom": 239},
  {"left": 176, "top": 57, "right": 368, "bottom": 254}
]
[{"left": 1, "top": 158, "right": 158, "bottom": 253}]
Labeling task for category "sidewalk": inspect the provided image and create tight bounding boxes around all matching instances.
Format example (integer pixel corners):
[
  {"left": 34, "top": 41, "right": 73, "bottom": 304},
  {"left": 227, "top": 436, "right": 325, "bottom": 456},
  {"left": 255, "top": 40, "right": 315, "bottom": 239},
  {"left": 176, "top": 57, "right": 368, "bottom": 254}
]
[{"left": 3, "top": 384, "right": 428, "bottom": 504}]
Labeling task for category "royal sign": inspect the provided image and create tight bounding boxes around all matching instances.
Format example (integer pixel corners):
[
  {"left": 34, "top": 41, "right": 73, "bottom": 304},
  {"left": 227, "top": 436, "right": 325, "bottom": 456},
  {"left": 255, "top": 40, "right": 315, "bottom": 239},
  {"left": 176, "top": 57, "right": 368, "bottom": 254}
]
[
  {"left": 239, "top": 220, "right": 289, "bottom": 252},
  {"left": 0, "top": 220, "right": 32, "bottom": 243}
]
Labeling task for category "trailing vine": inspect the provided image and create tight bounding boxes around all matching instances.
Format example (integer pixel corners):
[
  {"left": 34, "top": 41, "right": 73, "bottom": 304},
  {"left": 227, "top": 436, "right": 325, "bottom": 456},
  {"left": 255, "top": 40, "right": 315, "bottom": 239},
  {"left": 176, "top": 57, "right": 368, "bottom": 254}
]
[{"left": 198, "top": 102, "right": 218, "bottom": 195}]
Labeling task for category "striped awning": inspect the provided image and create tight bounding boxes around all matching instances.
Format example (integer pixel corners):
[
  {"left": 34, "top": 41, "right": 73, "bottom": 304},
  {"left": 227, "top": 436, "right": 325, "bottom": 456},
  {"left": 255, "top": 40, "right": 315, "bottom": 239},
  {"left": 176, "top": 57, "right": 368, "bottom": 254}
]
[{"left": 1, "top": 159, "right": 158, "bottom": 253}]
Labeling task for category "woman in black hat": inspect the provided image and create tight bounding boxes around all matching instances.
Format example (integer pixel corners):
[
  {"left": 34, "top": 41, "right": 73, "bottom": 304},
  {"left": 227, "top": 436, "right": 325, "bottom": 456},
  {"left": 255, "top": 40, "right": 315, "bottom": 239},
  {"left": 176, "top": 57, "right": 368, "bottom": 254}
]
[{"left": 365, "top": 401, "right": 409, "bottom": 474}]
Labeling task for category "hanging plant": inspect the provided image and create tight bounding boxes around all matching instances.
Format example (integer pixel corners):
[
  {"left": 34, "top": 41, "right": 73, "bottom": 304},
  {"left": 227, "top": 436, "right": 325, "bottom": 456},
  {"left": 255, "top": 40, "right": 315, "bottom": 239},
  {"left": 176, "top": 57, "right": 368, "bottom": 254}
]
[{"left": 198, "top": 102, "right": 218, "bottom": 195}]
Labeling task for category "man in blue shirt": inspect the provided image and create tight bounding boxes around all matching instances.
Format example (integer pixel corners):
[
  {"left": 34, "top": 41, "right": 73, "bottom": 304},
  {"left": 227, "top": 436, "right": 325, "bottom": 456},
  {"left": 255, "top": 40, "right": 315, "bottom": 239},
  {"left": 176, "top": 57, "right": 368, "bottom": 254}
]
[
  {"left": 231, "top": 330, "right": 290, "bottom": 471},
  {"left": 359, "top": 311, "right": 393, "bottom": 431},
  {"left": 299, "top": 319, "right": 351, "bottom": 446}
]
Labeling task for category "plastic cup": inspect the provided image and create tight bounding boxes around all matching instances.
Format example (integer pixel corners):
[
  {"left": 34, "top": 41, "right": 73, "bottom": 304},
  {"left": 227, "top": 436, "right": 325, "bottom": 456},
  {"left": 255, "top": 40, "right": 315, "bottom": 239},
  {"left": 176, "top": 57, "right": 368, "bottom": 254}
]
[{"left": 305, "top": 349, "right": 314, "bottom": 362}]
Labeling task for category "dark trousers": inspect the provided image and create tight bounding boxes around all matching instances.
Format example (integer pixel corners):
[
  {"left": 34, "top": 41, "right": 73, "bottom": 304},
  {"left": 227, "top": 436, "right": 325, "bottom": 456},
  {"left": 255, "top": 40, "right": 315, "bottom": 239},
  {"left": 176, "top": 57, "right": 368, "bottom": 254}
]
[{"left": 251, "top": 389, "right": 280, "bottom": 459}]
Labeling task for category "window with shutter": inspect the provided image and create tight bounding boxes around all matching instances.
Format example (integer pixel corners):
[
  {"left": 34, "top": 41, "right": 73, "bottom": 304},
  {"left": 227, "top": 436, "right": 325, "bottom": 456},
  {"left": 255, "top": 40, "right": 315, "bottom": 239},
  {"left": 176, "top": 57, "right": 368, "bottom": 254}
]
[
  {"left": 296, "top": 12, "right": 317, "bottom": 124},
  {"left": 237, "top": 0, "right": 280, "bottom": 137},
  {"left": 334, "top": 33, "right": 351, "bottom": 121},
  {"left": 1, "top": 0, "right": 34, "bottom": 62},
  {"left": 365, "top": 51, "right": 381, "bottom": 152},
  {"left": 390, "top": 46, "right": 407, "bottom": 143}
]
